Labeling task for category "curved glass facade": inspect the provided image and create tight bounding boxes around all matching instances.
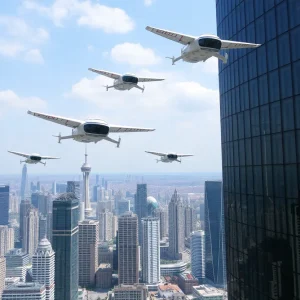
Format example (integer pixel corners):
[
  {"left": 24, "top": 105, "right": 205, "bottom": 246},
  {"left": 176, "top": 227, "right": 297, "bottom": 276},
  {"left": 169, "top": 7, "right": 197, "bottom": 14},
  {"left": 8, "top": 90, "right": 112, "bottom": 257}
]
[{"left": 216, "top": 0, "right": 300, "bottom": 299}]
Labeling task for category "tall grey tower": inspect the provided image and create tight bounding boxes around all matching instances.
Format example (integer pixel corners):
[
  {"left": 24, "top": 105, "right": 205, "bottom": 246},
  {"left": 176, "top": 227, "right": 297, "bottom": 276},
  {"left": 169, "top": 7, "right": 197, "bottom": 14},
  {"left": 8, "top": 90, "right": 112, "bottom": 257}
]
[
  {"left": 168, "top": 190, "right": 185, "bottom": 260},
  {"left": 135, "top": 184, "right": 147, "bottom": 243},
  {"left": 0, "top": 185, "right": 9, "bottom": 225},
  {"left": 20, "top": 164, "right": 28, "bottom": 201},
  {"left": 81, "top": 147, "right": 92, "bottom": 218}
]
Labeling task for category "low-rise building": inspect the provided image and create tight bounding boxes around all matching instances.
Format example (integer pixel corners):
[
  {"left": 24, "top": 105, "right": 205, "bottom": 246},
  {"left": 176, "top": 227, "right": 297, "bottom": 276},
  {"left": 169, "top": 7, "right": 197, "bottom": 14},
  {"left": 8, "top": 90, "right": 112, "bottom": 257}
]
[
  {"left": 95, "top": 263, "right": 112, "bottom": 289},
  {"left": 158, "top": 283, "right": 184, "bottom": 299},
  {"left": 2, "top": 282, "right": 46, "bottom": 300},
  {"left": 5, "top": 249, "right": 29, "bottom": 282},
  {"left": 178, "top": 272, "right": 199, "bottom": 295},
  {"left": 160, "top": 261, "right": 187, "bottom": 276},
  {"left": 113, "top": 284, "right": 148, "bottom": 300},
  {"left": 98, "top": 243, "right": 114, "bottom": 266},
  {"left": 5, "top": 277, "right": 20, "bottom": 288},
  {"left": 192, "top": 284, "right": 224, "bottom": 300}
]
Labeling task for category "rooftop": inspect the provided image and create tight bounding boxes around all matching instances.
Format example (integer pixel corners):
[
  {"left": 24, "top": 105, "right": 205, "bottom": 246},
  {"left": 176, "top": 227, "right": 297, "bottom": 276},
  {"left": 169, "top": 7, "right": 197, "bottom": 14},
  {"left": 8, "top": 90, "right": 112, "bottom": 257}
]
[
  {"left": 193, "top": 285, "right": 224, "bottom": 297},
  {"left": 99, "top": 263, "right": 112, "bottom": 269},
  {"left": 179, "top": 272, "right": 197, "bottom": 281},
  {"left": 4, "top": 282, "right": 45, "bottom": 292},
  {"left": 158, "top": 284, "right": 182, "bottom": 293}
]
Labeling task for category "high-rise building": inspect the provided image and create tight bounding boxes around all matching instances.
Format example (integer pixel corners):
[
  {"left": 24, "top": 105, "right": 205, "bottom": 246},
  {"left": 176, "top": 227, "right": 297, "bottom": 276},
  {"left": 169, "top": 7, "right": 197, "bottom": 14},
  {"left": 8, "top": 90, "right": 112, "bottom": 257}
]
[
  {"left": 31, "top": 193, "right": 49, "bottom": 216},
  {"left": 20, "top": 164, "right": 28, "bottom": 201},
  {"left": 2, "top": 282, "right": 46, "bottom": 300},
  {"left": 154, "top": 207, "right": 168, "bottom": 239},
  {"left": 98, "top": 243, "right": 113, "bottom": 266},
  {"left": 184, "top": 206, "right": 197, "bottom": 238},
  {"left": 98, "top": 209, "right": 113, "bottom": 242},
  {"left": 78, "top": 220, "right": 99, "bottom": 287},
  {"left": 141, "top": 217, "right": 160, "bottom": 284},
  {"left": 5, "top": 249, "right": 30, "bottom": 282},
  {"left": 0, "top": 185, "right": 9, "bottom": 226},
  {"left": 168, "top": 190, "right": 185, "bottom": 260},
  {"left": 117, "top": 199, "right": 130, "bottom": 215},
  {"left": 113, "top": 284, "right": 148, "bottom": 300},
  {"left": 39, "top": 215, "right": 47, "bottom": 241},
  {"left": 66, "top": 181, "right": 80, "bottom": 198},
  {"left": 0, "top": 226, "right": 15, "bottom": 256},
  {"left": 81, "top": 148, "right": 92, "bottom": 217},
  {"left": 135, "top": 184, "right": 147, "bottom": 243},
  {"left": 118, "top": 211, "right": 139, "bottom": 284},
  {"left": 52, "top": 193, "right": 79, "bottom": 300},
  {"left": 32, "top": 238, "right": 55, "bottom": 300},
  {"left": 19, "top": 200, "right": 31, "bottom": 248},
  {"left": 56, "top": 183, "right": 67, "bottom": 194},
  {"left": 191, "top": 231, "right": 205, "bottom": 283},
  {"left": 9, "top": 194, "right": 19, "bottom": 214},
  {"left": 217, "top": 0, "right": 300, "bottom": 298},
  {"left": 0, "top": 257, "right": 5, "bottom": 299},
  {"left": 22, "top": 207, "right": 39, "bottom": 256},
  {"left": 204, "top": 181, "right": 225, "bottom": 287},
  {"left": 52, "top": 182, "right": 56, "bottom": 195}
]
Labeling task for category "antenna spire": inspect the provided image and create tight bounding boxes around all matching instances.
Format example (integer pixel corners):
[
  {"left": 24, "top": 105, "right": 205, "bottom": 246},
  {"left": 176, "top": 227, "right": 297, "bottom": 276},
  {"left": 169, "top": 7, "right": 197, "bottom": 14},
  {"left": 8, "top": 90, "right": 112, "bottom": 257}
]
[{"left": 85, "top": 145, "right": 87, "bottom": 164}]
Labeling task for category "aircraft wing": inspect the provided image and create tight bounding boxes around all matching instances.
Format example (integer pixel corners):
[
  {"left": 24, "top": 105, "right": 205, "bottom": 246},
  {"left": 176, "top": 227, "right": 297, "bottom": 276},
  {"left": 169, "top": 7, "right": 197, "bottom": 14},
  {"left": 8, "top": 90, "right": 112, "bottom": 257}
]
[
  {"left": 40, "top": 156, "right": 60, "bottom": 160},
  {"left": 221, "top": 40, "right": 261, "bottom": 49},
  {"left": 138, "top": 77, "right": 165, "bottom": 83},
  {"left": 145, "top": 151, "right": 166, "bottom": 157},
  {"left": 178, "top": 154, "right": 194, "bottom": 157},
  {"left": 8, "top": 151, "right": 29, "bottom": 158},
  {"left": 146, "top": 26, "right": 196, "bottom": 45},
  {"left": 27, "top": 111, "right": 82, "bottom": 128},
  {"left": 88, "top": 68, "right": 121, "bottom": 79},
  {"left": 109, "top": 125, "right": 155, "bottom": 133}
]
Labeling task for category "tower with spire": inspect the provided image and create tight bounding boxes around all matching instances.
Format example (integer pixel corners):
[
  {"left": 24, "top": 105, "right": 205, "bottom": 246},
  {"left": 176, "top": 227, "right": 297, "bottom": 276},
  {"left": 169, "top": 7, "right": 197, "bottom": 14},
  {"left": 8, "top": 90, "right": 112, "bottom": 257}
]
[{"left": 81, "top": 147, "right": 92, "bottom": 218}]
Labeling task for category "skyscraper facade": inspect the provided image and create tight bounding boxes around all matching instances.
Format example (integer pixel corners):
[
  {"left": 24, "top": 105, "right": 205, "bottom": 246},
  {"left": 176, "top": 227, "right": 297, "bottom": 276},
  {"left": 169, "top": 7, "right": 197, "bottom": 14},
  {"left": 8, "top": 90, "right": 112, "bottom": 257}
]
[
  {"left": 20, "top": 164, "right": 28, "bottom": 201},
  {"left": 81, "top": 149, "right": 92, "bottom": 217},
  {"left": 78, "top": 220, "right": 99, "bottom": 287},
  {"left": 184, "top": 206, "right": 197, "bottom": 238},
  {"left": 98, "top": 209, "right": 113, "bottom": 242},
  {"left": 118, "top": 211, "right": 139, "bottom": 284},
  {"left": 168, "top": 190, "right": 185, "bottom": 260},
  {"left": 141, "top": 217, "right": 160, "bottom": 284},
  {"left": 0, "top": 257, "right": 5, "bottom": 299},
  {"left": 204, "top": 181, "right": 225, "bottom": 287},
  {"left": 2, "top": 283, "right": 46, "bottom": 300},
  {"left": 191, "top": 230, "right": 205, "bottom": 283},
  {"left": 52, "top": 193, "right": 79, "bottom": 300},
  {"left": 19, "top": 200, "right": 31, "bottom": 248},
  {"left": 154, "top": 207, "right": 168, "bottom": 239},
  {"left": 216, "top": 0, "right": 300, "bottom": 298},
  {"left": 0, "top": 226, "right": 15, "bottom": 256},
  {"left": 0, "top": 185, "right": 9, "bottom": 225},
  {"left": 135, "top": 184, "right": 148, "bottom": 243},
  {"left": 32, "top": 238, "right": 55, "bottom": 300}
]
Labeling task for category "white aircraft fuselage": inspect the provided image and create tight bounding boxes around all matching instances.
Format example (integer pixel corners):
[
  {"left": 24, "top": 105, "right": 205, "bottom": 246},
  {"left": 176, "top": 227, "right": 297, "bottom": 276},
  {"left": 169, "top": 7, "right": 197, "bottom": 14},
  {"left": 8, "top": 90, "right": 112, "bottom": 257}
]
[
  {"left": 113, "top": 74, "right": 140, "bottom": 91},
  {"left": 160, "top": 154, "right": 179, "bottom": 163},
  {"left": 24, "top": 154, "right": 43, "bottom": 164}
]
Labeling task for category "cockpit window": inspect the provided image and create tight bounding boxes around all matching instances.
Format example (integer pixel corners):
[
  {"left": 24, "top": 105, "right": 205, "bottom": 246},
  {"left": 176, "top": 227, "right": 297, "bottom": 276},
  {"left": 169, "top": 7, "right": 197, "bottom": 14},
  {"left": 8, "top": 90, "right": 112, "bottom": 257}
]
[
  {"left": 167, "top": 154, "right": 178, "bottom": 160},
  {"left": 84, "top": 124, "right": 109, "bottom": 135},
  {"left": 30, "top": 156, "right": 41, "bottom": 161},
  {"left": 122, "top": 76, "right": 138, "bottom": 84},
  {"left": 198, "top": 38, "right": 222, "bottom": 50}
]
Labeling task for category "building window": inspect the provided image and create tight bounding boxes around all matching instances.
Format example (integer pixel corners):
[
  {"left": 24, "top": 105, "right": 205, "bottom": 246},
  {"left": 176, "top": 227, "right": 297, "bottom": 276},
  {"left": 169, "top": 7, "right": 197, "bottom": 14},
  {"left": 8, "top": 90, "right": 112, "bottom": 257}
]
[
  {"left": 280, "top": 66, "right": 293, "bottom": 99},
  {"left": 268, "top": 70, "right": 280, "bottom": 102},
  {"left": 282, "top": 98, "right": 294, "bottom": 130},
  {"left": 267, "top": 39, "right": 278, "bottom": 71},
  {"left": 276, "top": 1, "right": 288, "bottom": 35},
  {"left": 265, "top": 9, "right": 276, "bottom": 41},
  {"left": 291, "top": 26, "right": 300, "bottom": 61}
]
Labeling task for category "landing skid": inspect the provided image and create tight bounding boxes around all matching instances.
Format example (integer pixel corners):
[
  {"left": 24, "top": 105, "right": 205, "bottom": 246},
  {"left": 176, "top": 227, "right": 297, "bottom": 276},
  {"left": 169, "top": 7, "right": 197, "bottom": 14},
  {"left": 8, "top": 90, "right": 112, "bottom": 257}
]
[{"left": 166, "top": 55, "right": 183, "bottom": 65}]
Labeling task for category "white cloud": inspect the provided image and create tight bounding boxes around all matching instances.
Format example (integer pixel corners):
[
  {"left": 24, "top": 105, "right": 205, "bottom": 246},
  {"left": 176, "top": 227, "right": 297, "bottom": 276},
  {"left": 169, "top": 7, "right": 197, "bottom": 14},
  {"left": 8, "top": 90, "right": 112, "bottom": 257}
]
[
  {"left": 144, "top": 0, "right": 155, "bottom": 6},
  {"left": 24, "top": 49, "right": 44, "bottom": 64},
  {"left": 110, "top": 43, "right": 161, "bottom": 66},
  {"left": 0, "top": 40, "right": 24, "bottom": 57},
  {"left": 23, "top": 0, "right": 134, "bottom": 33},
  {"left": 194, "top": 57, "right": 219, "bottom": 74},
  {"left": 87, "top": 45, "right": 94, "bottom": 52}
]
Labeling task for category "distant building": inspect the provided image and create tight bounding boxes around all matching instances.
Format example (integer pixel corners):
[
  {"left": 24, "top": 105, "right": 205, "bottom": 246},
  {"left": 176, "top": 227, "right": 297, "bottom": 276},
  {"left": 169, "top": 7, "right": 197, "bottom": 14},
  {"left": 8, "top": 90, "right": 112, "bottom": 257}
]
[
  {"left": 191, "top": 231, "right": 205, "bottom": 283},
  {"left": 32, "top": 238, "right": 55, "bottom": 300},
  {"left": 0, "top": 226, "right": 15, "bottom": 256},
  {"left": 184, "top": 206, "right": 197, "bottom": 238},
  {"left": 78, "top": 220, "right": 99, "bottom": 287},
  {"left": 114, "top": 284, "right": 148, "bottom": 300},
  {"left": 168, "top": 190, "right": 185, "bottom": 260},
  {"left": 81, "top": 150, "right": 92, "bottom": 217},
  {"left": 5, "top": 277, "right": 20, "bottom": 288},
  {"left": 160, "top": 261, "right": 188, "bottom": 277},
  {"left": 135, "top": 184, "right": 147, "bottom": 243},
  {"left": 95, "top": 263, "right": 112, "bottom": 289},
  {"left": 178, "top": 272, "right": 199, "bottom": 295},
  {"left": 192, "top": 284, "right": 224, "bottom": 300},
  {"left": 31, "top": 193, "right": 49, "bottom": 216},
  {"left": 19, "top": 200, "right": 31, "bottom": 248},
  {"left": 154, "top": 207, "right": 168, "bottom": 239},
  {"left": 5, "top": 249, "right": 30, "bottom": 282},
  {"left": 55, "top": 183, "right": 67, "bottom": 194},
  {"left": 157, "top": 284, "right": 185, "bottom": 299},
  {"left": 0, "top": 185, "right": 9, "bottom": 226},
  {"left": 2, "top": 282, "right": 46, "bottom": 300},
  {"left": 52, "top": 192, "right": 79, "bottom": 300},
  {"left": 118, "top": 211, "right": 139, "bottom": 284},
  {"left": 117, "top": 200, "right": 130, "bottom": 215},
  {"left": 0, "top": 257, "right": 5, "bottom": 299},
  {"left": 141, "top": 217, "right": 160, "bottom": 284},
  {"left": 98, "top": 243, "right": 113, "bottom": 266},
  {"left": 38, "top": 215, "right": 47, "bottom": 241},
  {"left": 204, "top": 181, "right": 226, "bottom": 286},
  {"left": 20, "top": 165, "right": 28, "bottom": 201},
  {"left": 98, "top": 209, "right": 113, "bottom": 242}
]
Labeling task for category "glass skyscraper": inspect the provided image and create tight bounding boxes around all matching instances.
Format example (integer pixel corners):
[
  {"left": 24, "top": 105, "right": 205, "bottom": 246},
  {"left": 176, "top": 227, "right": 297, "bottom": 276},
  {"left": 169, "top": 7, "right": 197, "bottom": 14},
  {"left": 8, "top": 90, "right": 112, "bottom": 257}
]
[
  {"left": 52, "top": 192, "right": 79, "bottom": 300},
  {"left": 204, "top": 181, "right": 226, "bottom": 287},
  {"left": 0, "top": 185, "right": 9, "bottom": 225},
  {"left": 216, "top": 0, "right": 300, "bottom": 298}
]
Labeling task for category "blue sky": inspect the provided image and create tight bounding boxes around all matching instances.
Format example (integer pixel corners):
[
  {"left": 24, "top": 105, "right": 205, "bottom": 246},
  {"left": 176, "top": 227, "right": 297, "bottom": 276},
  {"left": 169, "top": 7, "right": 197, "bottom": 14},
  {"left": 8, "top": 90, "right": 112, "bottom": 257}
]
[{"left": 0, "top": 0, "right": 221, "bottom": 175}]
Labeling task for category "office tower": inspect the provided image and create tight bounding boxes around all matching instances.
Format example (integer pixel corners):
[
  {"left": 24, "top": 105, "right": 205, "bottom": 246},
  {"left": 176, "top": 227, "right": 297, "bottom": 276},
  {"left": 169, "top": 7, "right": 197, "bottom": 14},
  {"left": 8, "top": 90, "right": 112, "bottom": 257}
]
[
  {"left": 92, "top": 185, "right": 98, "bottom": 202},
  {"left": 20, "top": 164, "right": 28, "bottom": 201},
  {"left": 118, "top": 199, "right": 130, "bottom": 215},
  {"left": 114, "top": 284, "right": 148, "bottom": 300},
  {"left": 98, "top": 244, "right": 113, "bottom": 266},
  {"left": 46, "top": 213, "right": 52, "bottom": 244},
  {"left": 39, "top": 215, "right": 47, "bottom": 240},
  {"left": 141, "top": 217, "right": 160, "bottom": 284},
  {"left": 184, "top": 206, "right": 197, "bottom": 238},
  {"left": 66, "top": 181, "right": 80, "bottom": 198},
  {"left": 0, "top": 185, "right": 9, "bottom": 225},
  {"left": 32, "top": 238, "right": 55, "bottom": 300},
  {"left": 97, "top": 187, "right": 105, "bottom": 202},
  {"left": 81, "top": 149, "right": 92, "bottom": 217},
  {"left": 217, "top": 0, "right": 300, "bottom": 297},
  {"left": 52, "top": 182, "right": 56, "bottom": 195},
  {"left": 2, "top": 282, "right": 46, "bottom": 300},
  {"left": 0, "top": 257, "right": 5, "bottom": 299},
  {"left": 56, "top": 183, "right": 67, "bottom": 194},
  {"left": 154, "top": 207, "right": 168, "bottom": 239},
  {"left": 191, "top": 231, "right": 205, "bottom": 283},
  {"left": 168, "top": 190, "right": 185, "bottom": 260},
  {"left": 5, "top": 249, "right": 30, "bottom": 282},
  {"left": 96, "top": 174, "right": 100, "bottom": 185},
  {"left": 204, "top": 181, "right": 225, "bottom": 287},
  {"left": 98, "top": 209, "right": 113, "bottom": 242},
  {"left": 135, "top": 184, "right": 147, "bottom": 243},
  {"left": 9, "top": 219, "right": 19, "bottom": 245},
  {"left": 36, "top": 181, "right": 41, "bottom": 192},
  {"left": 78, "top": 220, "right": 99, "bottom": 287},
  {"left": 19, "top": 200, "right": 31, "bottom": 247},
  {"left": 22, "top": 207, "right": 39, "bottom": 256},
  {"left": 31, "top": 193, "right": 47, "bottom": 216},
  {"left": 9, "top": 193, "right": 19, "bottom": 214},
  {"left": 52, "top": 193, "right": 79, "bottom": 300},
  {"left": 118, "top": 211, "right": 139, "bottom": 284},
  {"left": 95, "top": 264, "right": 112, "bottom": 289},
  {"left": 0, "top": 226, "right": 15, "bottom": 256}
]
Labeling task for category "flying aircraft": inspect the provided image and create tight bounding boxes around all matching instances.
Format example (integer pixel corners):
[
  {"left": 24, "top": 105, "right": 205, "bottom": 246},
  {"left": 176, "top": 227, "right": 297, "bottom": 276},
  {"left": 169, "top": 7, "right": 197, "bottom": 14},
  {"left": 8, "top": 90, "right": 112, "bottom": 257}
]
[
  {"left": 8, "top": 151, "right": 60, "bottom": 166},
  {"left": 27, "top": 111, "right": 155, "bottom": 147},
  {"left": 145, "top": 151, "right": 194, "bottom": 163},
  {"left": 88, "top": 68, "right": 164, "bottom": 93},
  {"left": 146, "top": 26, "right": 261, "bottom": 65}
]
